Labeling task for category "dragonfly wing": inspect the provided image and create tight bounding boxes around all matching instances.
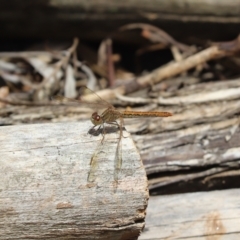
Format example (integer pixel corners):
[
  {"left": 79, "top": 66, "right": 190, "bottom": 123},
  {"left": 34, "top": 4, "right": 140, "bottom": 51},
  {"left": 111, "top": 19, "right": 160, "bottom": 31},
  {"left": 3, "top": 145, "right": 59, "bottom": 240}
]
[
  {"left": 53, "top": 95, "right": 108, "bottom": 109},
  {"left": 113, "top": 133, "right": 122, "bottom": 182},
  {"left": 87, "top": 143, "right": 100, "bottom": 182}
]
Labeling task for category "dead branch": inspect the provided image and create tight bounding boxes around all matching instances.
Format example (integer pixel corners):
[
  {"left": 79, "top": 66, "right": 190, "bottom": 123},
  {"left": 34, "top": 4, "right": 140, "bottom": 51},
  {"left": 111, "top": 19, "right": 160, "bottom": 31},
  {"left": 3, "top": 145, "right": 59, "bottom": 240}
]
[{"left": 83, "top": 36, "right": 240, "bottom": 102}]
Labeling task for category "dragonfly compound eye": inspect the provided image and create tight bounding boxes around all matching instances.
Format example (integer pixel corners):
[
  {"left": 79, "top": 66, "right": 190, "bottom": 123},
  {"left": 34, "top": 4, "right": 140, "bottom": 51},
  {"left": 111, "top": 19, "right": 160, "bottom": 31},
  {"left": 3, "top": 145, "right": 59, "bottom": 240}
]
[
  {"left": 92, "top": 112, "right": 101, "bottom": 121},
  {"left": 91, "top": 112, "right": 102, "bottom": 126}
]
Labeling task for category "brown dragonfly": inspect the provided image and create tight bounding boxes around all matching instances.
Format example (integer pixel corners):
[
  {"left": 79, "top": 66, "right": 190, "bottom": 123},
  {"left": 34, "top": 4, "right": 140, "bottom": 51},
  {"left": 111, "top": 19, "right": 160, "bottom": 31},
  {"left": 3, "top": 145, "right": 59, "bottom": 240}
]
[{"left": 55, "top": 87, "right": 172, "bottom": 185}]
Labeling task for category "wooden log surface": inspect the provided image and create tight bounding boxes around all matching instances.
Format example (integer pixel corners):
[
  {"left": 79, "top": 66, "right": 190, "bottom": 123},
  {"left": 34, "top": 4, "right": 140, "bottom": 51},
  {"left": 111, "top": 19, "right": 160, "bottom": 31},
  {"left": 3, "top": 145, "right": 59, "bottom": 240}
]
[
  {"left": 0, "top": 121, "right": 148, "bottom": 240},
  {"left": 139, "top": 188, "right": 240, "bottom": 240}
]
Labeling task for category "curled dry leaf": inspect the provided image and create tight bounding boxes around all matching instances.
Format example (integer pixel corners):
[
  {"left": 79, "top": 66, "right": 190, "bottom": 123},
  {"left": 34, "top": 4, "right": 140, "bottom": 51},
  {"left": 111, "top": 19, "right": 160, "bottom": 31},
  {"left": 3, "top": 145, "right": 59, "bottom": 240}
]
[{"left": 64, "top": 65, "right": 77, "bottom": 98}]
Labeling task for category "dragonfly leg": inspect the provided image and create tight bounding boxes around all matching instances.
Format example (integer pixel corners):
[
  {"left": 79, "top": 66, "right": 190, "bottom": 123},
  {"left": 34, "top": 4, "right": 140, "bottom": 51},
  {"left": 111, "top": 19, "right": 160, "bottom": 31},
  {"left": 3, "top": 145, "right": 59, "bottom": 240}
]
[
  {"left": 100, "top": 123, "right": 106, "bottom": 144},
  {"left": 111, "top": 120, "right": 128, "bottom": 138}
]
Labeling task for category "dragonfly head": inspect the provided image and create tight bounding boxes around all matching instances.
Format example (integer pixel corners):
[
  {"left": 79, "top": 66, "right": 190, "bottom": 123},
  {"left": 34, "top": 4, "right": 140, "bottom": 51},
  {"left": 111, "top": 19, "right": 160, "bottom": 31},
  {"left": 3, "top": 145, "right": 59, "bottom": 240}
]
[{"left": 91, "top": 112, "right": 103, "bottom": 126}]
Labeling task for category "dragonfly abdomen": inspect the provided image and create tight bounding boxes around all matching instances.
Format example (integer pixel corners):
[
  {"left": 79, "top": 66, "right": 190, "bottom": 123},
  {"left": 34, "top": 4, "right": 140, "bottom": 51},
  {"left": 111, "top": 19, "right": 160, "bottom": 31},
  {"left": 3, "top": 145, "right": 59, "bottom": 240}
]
[{"left": 122, "top": 111, "right": 172, "bottom": 118}]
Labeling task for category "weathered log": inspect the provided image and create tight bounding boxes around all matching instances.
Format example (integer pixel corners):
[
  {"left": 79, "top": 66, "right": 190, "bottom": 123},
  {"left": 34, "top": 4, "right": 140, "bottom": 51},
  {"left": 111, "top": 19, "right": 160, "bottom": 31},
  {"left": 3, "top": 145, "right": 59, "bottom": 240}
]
[
  {"left": 139, "top": 188, "right": 240, "bottom": 239},
  {"left": 0, "top": 121, "right": 148, "bottom": 239},
  {"left": 131, "top": 78, "right": 240, "bottom": 191}
]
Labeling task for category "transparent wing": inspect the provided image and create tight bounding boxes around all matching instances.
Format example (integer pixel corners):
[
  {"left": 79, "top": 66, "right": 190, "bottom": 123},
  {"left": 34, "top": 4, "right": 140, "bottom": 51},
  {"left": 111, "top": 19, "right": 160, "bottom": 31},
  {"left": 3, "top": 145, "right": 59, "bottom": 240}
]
[
  {"left": 52, "top": 86, "right": 111, "bottom": 111},
  {"left": 87, "top": 142, "right": 103, "bottom": 182},
  {"left": 80, "top": 86, "right": 112, "bottom": 107},
  {"left": 114, "top": 135, "right": 122, "bottom": 183}
]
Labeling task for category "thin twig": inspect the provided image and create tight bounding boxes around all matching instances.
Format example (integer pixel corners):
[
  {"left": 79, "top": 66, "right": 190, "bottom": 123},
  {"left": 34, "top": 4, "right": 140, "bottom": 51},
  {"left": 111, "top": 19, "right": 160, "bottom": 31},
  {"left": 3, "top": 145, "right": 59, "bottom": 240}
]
[{"left": 120, "top": 23, "right": 190, "bottom": 52}]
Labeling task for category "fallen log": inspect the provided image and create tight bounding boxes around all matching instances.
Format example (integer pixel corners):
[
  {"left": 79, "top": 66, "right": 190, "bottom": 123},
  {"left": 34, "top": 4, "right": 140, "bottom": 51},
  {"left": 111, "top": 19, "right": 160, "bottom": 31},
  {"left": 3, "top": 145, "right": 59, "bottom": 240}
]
[{"left": 0, "top": 121, "right": 148, "bottom": 239}]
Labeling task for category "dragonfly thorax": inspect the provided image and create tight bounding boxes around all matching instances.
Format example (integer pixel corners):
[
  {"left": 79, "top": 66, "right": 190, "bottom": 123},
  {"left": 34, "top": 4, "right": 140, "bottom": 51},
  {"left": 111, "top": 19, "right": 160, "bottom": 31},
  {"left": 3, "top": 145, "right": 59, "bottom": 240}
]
[{"left": 91, "top": 112, "right": 103, "bottom": 126}]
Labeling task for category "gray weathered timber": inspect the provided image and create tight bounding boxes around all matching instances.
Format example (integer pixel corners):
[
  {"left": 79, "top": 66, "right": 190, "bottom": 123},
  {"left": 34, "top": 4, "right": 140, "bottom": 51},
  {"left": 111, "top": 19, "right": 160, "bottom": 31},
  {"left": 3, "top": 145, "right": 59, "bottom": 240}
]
[
  {"left": 140, "top": 189, "right": 240, "bottom": 240},
  {"left": 0, "top": 121, "right": 148, "bottom": 240}
]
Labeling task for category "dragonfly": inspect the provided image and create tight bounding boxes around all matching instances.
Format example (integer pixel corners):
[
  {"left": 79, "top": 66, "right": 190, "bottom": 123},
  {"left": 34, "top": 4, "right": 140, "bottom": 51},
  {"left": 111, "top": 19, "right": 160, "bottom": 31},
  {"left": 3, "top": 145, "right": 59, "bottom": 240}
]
[{"left": 55, "top": 87, "right": 172, "bottom": 186}]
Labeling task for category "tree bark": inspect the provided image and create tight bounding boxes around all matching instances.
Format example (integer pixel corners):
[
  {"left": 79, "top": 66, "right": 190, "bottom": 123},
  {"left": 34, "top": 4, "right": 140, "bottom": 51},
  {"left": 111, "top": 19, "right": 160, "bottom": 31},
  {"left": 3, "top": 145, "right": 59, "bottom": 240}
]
[{"left": 0, "top": 121, "right": 148, "bottom": 240}]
